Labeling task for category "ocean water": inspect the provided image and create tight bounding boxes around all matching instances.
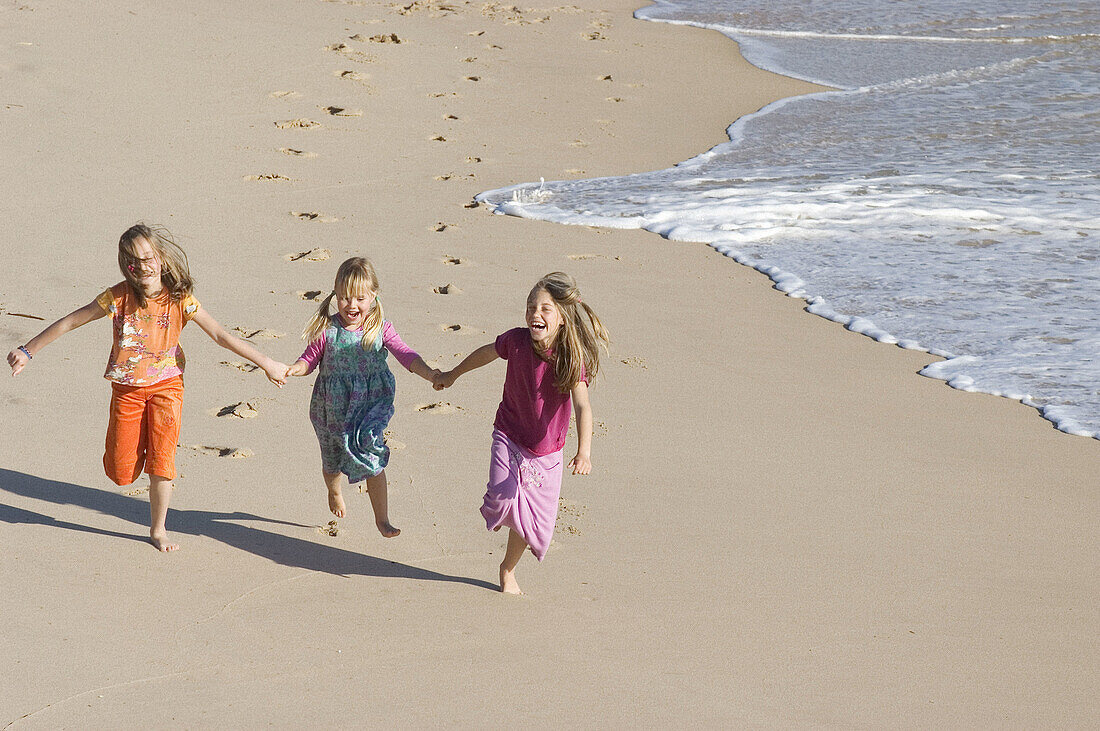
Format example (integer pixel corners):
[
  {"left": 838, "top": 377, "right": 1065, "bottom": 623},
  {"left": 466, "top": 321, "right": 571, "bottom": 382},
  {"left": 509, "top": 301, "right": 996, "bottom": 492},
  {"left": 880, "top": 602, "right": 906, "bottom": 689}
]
[{"left": 477, "top": 0, "right": 1100, "bottom": 439}]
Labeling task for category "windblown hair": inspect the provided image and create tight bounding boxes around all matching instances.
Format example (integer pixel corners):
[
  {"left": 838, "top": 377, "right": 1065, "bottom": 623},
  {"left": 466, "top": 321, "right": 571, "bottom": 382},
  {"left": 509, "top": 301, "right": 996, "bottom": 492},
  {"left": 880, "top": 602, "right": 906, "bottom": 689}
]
[
  {"left": 532, "top": 272, "right": 609, "bottom": 393},
  {"left": 118, "top": 223, "right": 194, "bottom": 308},
  {"left": 303, "top": 257, "right": 384, "bottom": 350}
]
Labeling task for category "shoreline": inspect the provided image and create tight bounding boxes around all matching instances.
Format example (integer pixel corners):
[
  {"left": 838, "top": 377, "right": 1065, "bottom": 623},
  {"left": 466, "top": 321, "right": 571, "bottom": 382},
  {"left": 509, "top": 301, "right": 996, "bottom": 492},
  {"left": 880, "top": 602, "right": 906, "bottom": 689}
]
[
  {"left": 481, "top": 6, "right": 1100, "bottom": 443},
  {"left": 0, "top": 0, "right": 1097, "bottom": 726}
]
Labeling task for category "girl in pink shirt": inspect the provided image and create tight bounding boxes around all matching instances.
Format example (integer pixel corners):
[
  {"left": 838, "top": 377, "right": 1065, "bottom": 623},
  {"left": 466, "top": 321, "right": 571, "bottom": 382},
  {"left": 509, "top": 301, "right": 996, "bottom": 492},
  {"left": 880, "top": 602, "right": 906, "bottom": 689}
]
[{"left": 436, "top": 272, "right": 609, "bottom": 594}]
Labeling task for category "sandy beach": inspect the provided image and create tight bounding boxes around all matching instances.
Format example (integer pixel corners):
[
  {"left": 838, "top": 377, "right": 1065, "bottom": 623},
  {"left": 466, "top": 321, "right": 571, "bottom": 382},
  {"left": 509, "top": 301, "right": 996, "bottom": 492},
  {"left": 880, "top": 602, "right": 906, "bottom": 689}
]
[{"left": 1, "top": 0, "right": 1097, "bottom": 726}]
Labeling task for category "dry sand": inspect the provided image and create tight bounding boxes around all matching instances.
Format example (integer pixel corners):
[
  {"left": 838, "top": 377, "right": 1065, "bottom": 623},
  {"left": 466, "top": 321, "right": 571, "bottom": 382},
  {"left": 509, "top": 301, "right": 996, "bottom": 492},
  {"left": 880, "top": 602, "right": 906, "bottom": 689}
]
[{"left": 1, "top": 0, "right": 1097, "bottom": 726}]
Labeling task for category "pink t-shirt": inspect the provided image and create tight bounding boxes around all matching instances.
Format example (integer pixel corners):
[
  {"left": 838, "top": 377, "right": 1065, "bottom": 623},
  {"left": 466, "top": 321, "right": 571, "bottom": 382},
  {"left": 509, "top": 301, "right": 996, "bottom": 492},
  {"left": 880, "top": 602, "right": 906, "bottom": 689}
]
[
  {"left": 297, "top": 320, "right": 420, "bottom": 373},
  {"left": 493, "top": 327, "right": 585, "bottom": 456}
]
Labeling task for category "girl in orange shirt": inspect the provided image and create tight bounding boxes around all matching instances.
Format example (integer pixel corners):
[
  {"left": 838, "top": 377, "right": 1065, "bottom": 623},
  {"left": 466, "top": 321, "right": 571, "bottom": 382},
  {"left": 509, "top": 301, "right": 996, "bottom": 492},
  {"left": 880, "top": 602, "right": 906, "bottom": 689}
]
[{"left": 7, "top": 223, "right": 288, "bottom": 552}]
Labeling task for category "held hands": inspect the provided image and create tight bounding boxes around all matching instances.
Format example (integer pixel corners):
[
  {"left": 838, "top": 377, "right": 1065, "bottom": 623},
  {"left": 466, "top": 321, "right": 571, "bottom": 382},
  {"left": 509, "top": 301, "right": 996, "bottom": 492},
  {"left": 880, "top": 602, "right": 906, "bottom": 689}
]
[
  {"left": 432, "top": 369, "right": 458, "bottom": 391},
  {"left": 284, "top": 360, "right": 309, "bottom": 379},
  {"left": 263, "top": 361, "right": 289, "bottom": 387},
  {"left": 568, "top": 452, "right": 592, "bottom": 475}
]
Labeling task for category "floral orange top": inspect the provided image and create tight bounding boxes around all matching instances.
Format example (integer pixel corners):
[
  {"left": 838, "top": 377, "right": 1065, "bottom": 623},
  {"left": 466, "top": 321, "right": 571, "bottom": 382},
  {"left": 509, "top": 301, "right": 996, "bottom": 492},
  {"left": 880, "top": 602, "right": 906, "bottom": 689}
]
[{"left": 96, "top": 282, "right": 201, "bottom": 386}]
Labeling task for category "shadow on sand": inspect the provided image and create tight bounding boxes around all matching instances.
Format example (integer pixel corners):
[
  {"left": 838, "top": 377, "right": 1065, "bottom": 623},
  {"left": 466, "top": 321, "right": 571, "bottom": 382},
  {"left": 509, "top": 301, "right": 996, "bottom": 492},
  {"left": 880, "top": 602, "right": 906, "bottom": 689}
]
[{"left": 0, "top": 468, "right": 496, "bottom": 591}]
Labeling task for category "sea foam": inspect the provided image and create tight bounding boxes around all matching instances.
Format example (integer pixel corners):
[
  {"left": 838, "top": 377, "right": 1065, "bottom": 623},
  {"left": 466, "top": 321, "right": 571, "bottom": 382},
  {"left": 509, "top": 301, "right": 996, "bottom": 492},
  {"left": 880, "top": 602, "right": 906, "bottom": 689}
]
[{"left": 477, "top": 0, "right": 1100, "bottom": 440}]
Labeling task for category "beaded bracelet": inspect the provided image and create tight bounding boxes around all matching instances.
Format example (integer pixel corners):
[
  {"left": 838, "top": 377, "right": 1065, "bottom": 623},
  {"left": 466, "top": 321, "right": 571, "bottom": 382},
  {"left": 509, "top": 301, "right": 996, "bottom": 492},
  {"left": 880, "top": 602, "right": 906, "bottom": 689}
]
[{"left": 18, "top": 345, "right": 32, "bottom": 360}]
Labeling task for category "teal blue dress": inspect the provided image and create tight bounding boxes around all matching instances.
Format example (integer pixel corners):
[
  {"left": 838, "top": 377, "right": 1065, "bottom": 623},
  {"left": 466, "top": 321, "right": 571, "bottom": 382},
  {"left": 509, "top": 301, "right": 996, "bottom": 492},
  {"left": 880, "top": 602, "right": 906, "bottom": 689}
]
[{"left": 307, "top": 320, "right": 398, "bottom": 482}]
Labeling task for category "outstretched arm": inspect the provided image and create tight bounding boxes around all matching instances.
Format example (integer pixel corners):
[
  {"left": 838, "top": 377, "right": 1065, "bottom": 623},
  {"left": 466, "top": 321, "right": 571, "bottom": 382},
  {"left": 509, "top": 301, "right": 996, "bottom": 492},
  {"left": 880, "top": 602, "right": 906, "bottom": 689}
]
[
  {"left": 568, "top": 381, "right": 593, "bottom": 475},
  {"left": 191, "top": 308, "right": 288, "bottom": 386},
  {"left": 434, "top": 342, "right": 499, "bottom": 390},
  {"left": 7, "top": 299, "right": 106, "bottom": 376},
  {"left": 406, "top": 355, "right": 442, "bottom": 385}
]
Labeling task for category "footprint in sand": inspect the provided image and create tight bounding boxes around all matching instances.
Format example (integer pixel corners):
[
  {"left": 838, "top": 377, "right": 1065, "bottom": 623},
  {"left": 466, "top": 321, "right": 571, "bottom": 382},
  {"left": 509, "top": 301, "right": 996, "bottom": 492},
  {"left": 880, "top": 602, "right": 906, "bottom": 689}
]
[
  {"left": 606, "top": 97, "right": 624, "bottom": 103},
  {"left": 270, "top": 90, "right": 302, "bottom": 99},
  {"left": 428, "top": 92, "right": 459, "bottom": 99},
  {"left": 599, "top": 74, "right": 613, "bottom": 81},
  {"left": 441, "top": 255, "right": 464, "bottom": 265},
  {"left": 220, "top": 360, "right": 260, "bottom": 373},
  {"left": 321, "top": 105, "right": 362, "bottom": 117},
  {"left": 431, "top": 222, "right": 452, "bottom": 232},
  {"left": 444, "top": 114, "right": 460, "bottom": 120},
  {"left": 292, "top": 211, "right": 340, "bottom": 223},
  {"left": 384, "top": 429, "right": 406, "bottom": 450},
  {"left": 298, "top": 290, "right": 326, "bottom": 301},
  {"left": 326, "top": 42, "right": 373, "bottom": 63},
  {"left": 244, "top": 173, "right": 293, "bottom": 182},
  {"left": 231, "top": 327, "right": 284, "bottom": 340},
  {"left": 556, "top": 497, "right": 587, "bottom": 537},
  {"left": 567, "top": 253, "right": 621, "bottom": 261},
  {"left": 318, "top": 520, "right": 341, "bottom": 537},
  {"left": 564, "top": 168, "right": 586, "bottom": 175},
  {"left": 479, "top": 3, "right": 545, "bottom": 24},
  {"left": 279, "top": 148, "right": 318, "bottom": 158},
  {"left": 440, "top": 323, "right": 462, "bottom": 332},
  {"left": 217, "top": 402, "right": 259, "bottom": 419},
  {"left": 433, "top": 284, "right": 461, "bottom": 295},
  {"left": 274, "top": 118, "right": 321, "bottom": 129},
  {"left": 284, "top": 248, "right": 331, "bottom": 262},
  {"left": 395, "top": 0, "right": 458, "bottom": 17},
  {"left": 187, "top": 444, "right": 254, "bottom": 459},
  {"left": 463, "top": 201, "right": 479, "bottom": 209},
  {"left": 123, "top": 485, "right": 150, "bottom": 497},
  {"left": 416, "top": 401, "right": 462, "bottom": 414},
  {"left": 335, "top": 69, "right": 371, "bottom": 84},
  {"left": 465, "top": 76, "right": 480, "bottom": 82},
  {"left": 361, "top": 33, "right": 403, "bottom": 44},
  {"left": 620, "top": 356, "right": 648, "bottom": 370}
]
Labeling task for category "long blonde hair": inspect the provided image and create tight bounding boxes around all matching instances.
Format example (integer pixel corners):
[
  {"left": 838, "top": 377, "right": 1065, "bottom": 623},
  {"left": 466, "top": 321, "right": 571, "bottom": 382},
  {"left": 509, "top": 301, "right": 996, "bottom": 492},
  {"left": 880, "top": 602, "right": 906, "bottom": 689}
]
[
  {"left": 533, "top": 272, "right": 609, "bottom": 392},
  {"left": 303, "top": 257, "right": 385, "bottom": 349},
  {"left": 118, "top": 223, "right": 194, "bottom": 308}
]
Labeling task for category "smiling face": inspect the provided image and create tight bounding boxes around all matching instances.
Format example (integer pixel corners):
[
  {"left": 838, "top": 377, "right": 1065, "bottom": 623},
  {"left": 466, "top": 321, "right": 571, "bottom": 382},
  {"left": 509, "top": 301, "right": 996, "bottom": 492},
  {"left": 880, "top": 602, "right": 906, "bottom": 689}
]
[
  {"left": 128, "top": 236, "right": 164, "bottom": 297},
  {"left": 526, "top": 287, "right": 563, "bottom": 351},
  {"left": 336, "top": 288, "right": 375, "bottom": 329}
]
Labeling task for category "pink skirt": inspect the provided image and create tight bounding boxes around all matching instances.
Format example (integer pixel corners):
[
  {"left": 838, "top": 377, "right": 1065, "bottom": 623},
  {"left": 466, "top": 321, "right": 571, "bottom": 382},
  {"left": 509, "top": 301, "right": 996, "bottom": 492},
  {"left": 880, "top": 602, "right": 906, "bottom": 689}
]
[{"left": 481, "top": 428, "right": 564, "bottom": 561}]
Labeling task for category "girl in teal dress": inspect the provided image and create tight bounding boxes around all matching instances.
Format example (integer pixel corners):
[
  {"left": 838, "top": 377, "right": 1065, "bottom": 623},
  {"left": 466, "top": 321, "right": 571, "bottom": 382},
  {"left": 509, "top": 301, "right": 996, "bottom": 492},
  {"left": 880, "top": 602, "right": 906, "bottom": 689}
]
[{"left": 286, "top": 257, "right": 439, "bottom": 537}]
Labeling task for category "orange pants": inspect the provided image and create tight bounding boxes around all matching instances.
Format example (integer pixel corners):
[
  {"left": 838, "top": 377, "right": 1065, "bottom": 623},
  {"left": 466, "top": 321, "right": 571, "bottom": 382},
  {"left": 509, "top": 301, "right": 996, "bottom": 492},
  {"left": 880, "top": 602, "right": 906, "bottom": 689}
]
[{"left": 103, "top": 376, "right": 184, "bottom": 485}]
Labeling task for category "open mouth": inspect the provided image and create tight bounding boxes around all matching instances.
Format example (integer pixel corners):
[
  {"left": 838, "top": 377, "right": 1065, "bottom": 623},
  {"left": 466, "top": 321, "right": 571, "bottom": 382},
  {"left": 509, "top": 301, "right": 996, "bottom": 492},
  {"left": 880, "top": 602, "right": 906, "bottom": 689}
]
[{"left": 529, "top": 322, "right": 546, "bottom": 332}]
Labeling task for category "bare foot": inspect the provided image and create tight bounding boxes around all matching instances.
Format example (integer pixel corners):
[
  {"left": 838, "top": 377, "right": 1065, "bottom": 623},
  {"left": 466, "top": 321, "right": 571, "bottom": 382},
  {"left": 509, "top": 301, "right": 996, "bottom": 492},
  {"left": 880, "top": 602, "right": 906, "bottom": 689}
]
[
  {"left": 499, "top": 564, "right": 522, "bottom": 594},
  {"left": 376, "top": 520, "right": 400, "bottom": 538},
  {"left": 328, "top": 489, "right": 346, "bottom": 518},
  {"left": 150, "top": 531, "right": 180, "bottom": 552}
]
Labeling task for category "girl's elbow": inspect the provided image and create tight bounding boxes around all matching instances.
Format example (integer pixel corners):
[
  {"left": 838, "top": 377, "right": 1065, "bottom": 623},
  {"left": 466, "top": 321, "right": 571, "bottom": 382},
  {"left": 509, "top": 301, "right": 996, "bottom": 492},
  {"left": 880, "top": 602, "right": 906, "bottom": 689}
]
[{"left": 214, "top": 332, "right": 238, "bottom": 351}]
